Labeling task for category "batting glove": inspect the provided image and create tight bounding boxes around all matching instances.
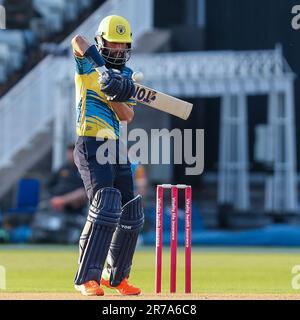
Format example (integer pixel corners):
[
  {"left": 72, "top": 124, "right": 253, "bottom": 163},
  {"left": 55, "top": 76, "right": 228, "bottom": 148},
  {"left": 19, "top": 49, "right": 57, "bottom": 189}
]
[
  {"left": 99, "top": 69, "right": 123, "bottom": 98},
  {"left": 99, "top": 69, "right": 135, "bottom": 102}
]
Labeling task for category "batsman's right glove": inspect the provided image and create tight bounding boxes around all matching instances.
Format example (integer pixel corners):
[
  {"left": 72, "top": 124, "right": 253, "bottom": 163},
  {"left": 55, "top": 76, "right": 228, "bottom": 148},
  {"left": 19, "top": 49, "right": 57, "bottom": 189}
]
[{"left": 99, "top": 69, "right": 135, "bottom": 102}]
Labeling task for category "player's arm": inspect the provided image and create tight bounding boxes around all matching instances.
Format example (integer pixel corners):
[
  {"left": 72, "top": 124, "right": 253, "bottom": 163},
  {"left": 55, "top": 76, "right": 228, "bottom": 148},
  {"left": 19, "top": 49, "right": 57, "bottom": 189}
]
[
  {"left": 71, "top": 35, "right": 90, "bottom": 56},
  {"left": 71, "top": 34, "right": 105, "bottom": 68},
  {"left": 71, "top": 35, "right": 135, "bottom": 112},
  {"left": 50, "top": 188, "right": 87, "bottom": 211},
  {"left": 110, "top": 102, "right": 134, "bottom": 123}
]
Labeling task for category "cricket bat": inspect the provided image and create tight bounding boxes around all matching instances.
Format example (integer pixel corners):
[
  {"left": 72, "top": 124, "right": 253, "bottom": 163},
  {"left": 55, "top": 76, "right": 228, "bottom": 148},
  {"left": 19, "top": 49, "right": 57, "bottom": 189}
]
[
  {"left": 131, "top": 83, "right": 193, "bottom": 120},
  {"left": 96, "top": 67, "right": 193, "bottom": 120}
]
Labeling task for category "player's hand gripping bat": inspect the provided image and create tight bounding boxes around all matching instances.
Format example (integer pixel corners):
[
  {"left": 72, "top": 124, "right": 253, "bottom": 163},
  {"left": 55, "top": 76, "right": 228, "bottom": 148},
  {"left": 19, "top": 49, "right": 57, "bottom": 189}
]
[
  {"left": 88, "top": 46, "right": 193, "bottom": 120},
  {"left": 98, "top": 69, "right": 193, "bottom": 120}
]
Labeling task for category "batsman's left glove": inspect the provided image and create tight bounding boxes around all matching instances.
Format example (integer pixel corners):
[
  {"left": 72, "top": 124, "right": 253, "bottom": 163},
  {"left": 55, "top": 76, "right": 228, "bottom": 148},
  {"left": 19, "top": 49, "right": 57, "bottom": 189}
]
[
  {"left": 113, "top": 77, "right": 135, "bottom": 101},
  {"left": 99, "top": 69, "right": 123, "bottom": 97},
  {"left": 99, "top": 69, "right": 135, "bottom": 102}
]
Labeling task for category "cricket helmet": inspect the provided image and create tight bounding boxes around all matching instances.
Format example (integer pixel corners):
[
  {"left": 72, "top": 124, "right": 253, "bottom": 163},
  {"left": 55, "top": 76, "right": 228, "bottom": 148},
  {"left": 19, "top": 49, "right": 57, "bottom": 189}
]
[{"left": 95, "top": 15, "right": 132, "bottom": 67}]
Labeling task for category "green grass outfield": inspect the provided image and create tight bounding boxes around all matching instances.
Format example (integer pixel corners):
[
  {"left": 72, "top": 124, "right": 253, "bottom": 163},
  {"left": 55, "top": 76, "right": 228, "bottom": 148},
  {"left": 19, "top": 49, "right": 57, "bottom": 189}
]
[{"left": 0, "top": 245, "right": 300, "bottom": 294}]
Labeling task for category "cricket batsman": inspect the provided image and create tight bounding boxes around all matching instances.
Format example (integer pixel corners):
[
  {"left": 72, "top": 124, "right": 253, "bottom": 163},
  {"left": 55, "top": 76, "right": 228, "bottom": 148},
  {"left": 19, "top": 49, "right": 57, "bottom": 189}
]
[{"left": 71, "top": 15, "right": 144, "bottom": 296}]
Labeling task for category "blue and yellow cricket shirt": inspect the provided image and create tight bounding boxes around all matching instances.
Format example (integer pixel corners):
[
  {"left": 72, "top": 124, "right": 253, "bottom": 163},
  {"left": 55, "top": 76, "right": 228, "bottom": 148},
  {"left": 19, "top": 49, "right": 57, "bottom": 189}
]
[{"left": 74, "top": 53, "right": 136, "bottom": 139}]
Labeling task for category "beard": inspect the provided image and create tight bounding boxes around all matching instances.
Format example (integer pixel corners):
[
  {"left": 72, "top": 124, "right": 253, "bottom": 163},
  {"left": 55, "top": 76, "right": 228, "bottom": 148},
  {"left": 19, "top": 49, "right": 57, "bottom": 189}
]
[{"left": 104, "top": 60, "right": 125, "bottom": 71}]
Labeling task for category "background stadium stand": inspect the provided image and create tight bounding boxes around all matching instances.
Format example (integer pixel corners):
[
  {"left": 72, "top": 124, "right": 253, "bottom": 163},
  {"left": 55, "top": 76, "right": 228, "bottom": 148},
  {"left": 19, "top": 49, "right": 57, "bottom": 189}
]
[{"left": 0, "top": 0, "right": 102, "bottom": 96}]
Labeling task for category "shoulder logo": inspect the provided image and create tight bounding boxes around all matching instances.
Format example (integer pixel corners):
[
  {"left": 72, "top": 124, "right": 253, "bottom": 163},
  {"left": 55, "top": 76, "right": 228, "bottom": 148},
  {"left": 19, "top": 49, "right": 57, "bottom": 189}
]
[{"left": 116, "top": 25, "right": 126, "bottom": 35}]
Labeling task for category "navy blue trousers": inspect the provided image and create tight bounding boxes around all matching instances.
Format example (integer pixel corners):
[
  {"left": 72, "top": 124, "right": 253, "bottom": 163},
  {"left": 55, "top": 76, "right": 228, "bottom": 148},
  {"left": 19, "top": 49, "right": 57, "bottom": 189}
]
[{"left": 74, "top": 136, "right": 134, "bottom": 206}]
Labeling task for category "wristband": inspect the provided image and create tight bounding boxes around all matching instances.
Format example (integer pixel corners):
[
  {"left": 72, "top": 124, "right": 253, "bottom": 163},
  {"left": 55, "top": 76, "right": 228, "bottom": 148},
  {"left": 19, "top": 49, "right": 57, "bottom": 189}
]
[{"left": 84, "top": 45, "right": 105, "bottom": 68}]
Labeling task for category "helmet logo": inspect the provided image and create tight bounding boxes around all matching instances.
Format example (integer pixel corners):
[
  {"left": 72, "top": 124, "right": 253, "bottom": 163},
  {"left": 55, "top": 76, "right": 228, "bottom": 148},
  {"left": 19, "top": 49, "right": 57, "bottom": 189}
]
[{"left": 116, "top": 25, "right": 126, "bottom": 35}]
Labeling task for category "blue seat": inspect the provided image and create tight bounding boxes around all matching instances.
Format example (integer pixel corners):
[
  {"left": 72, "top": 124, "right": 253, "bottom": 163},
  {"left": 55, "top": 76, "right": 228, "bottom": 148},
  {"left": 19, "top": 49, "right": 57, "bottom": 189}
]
[{"left": 8, "top": 178, "right": 40, "bottom": 214}]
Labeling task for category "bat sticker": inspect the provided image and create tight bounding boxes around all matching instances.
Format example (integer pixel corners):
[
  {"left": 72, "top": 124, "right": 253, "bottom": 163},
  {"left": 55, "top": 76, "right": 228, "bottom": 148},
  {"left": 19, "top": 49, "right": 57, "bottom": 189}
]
[{"left": 133, "top": 86, "right": 157, "bottom": 104}]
